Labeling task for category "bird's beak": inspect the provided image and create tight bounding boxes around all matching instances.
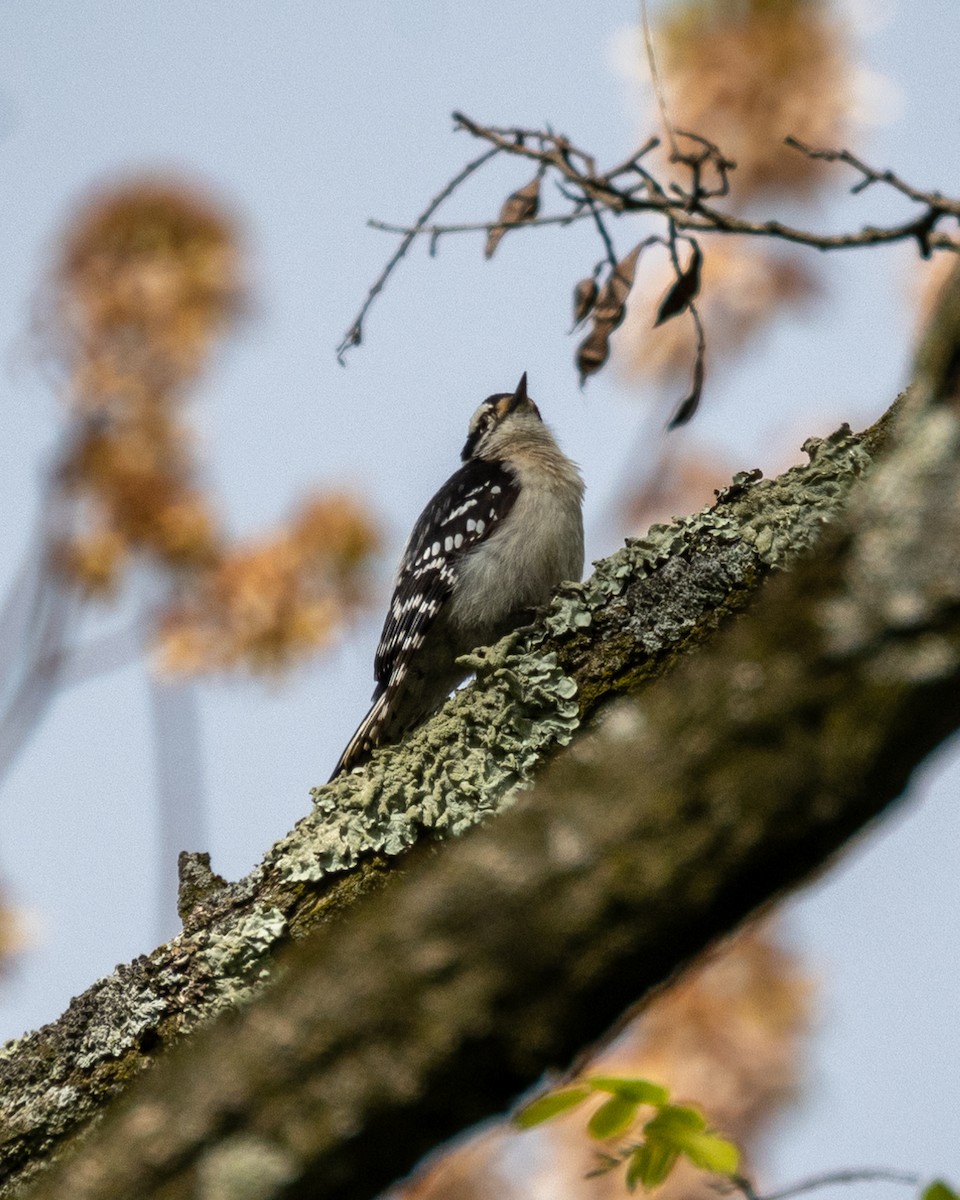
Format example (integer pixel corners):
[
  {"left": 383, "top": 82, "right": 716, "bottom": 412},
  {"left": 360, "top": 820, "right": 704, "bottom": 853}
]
[{"left": 510, "top": 371, "right": 540, "bottom": 419}]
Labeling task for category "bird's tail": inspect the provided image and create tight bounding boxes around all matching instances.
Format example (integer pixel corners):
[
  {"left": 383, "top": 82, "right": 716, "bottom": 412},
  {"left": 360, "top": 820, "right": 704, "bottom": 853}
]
[{"left": 329, "top": 690, "right": 391, "bottom": 781}]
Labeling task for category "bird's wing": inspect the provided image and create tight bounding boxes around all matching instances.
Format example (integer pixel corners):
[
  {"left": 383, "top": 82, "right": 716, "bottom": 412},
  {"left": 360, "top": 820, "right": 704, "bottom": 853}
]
[{"left": 373, "top": 456, "right": 519, "bottom": 690}]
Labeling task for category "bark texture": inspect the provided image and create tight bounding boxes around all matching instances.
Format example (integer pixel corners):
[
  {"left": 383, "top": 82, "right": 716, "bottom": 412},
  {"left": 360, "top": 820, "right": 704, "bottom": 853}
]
[
  {"left": 15, "top": 357, "right": 960, "bottom": 1200},
  {"left": 0, "top": 412, "right": 888, "bottom": 1195}
]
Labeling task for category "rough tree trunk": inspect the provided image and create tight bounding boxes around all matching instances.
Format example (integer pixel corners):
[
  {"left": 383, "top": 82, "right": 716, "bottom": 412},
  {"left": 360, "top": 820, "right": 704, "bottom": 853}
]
[{"left": 3, "top": 271, "right": 960, "bottom": 1199}]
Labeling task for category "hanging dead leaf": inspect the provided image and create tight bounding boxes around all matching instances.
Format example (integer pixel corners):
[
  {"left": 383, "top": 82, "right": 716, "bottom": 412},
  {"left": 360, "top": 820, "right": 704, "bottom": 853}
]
[
  {"left": 484, "top": 173, "right": 542, "bottom": 259},
  {"left": 576, "top": 321, "right": 612, "bottom": 385},
  {"left": 668, "top": 336, "right": 705, "bottom": 428},
  {"left": 655, "top": 242, "right": 703, "bottom": 327},
  {"left": 571, "top": 276, "right": 599, "bottom": 330},
  {"left": 594, "top": 244, "right": 642, "bottom": 330}
]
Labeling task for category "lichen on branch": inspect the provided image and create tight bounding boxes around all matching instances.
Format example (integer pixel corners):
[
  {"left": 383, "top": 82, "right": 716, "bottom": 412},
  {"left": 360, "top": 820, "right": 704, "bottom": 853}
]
[{"left": 0, "top": 400, "right": 888, "bottom": 1197}]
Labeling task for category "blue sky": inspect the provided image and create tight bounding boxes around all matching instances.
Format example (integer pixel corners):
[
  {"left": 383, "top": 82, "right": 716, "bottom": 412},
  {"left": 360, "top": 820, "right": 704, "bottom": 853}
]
[{"left": 0, "top": 1, "right": 957, "bottom": 1192}]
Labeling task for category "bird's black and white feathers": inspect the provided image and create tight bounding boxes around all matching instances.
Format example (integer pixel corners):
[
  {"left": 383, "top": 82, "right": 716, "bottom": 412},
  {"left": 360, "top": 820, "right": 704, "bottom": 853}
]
[
  {"left": 373, "top": 457, "right": 520, "bottom": 693},
  {"left": 331, "top": 373, "right": 584, "bottom": 778}
]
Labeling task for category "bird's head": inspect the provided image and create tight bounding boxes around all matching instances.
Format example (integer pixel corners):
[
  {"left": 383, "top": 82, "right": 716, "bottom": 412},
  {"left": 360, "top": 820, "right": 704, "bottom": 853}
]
[{"left": 461, "top": 372, "right": 543, "bottom": 461}]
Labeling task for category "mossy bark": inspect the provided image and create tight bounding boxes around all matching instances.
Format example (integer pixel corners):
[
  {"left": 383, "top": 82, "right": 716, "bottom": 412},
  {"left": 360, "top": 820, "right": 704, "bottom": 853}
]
[{"left": 3, "top": 347, "right": 958, "bottom": 1198}]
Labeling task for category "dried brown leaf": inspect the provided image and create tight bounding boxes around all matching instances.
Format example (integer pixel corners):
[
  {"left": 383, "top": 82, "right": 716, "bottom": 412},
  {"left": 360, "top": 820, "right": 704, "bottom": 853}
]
[
  {"left": 571, "top": 276, "right": 599, "bottom": 330},
  {"left": 577, "top": 321, "right": 612, "bottom": 385},
  {"left": 655, "top": 243, "right": 703, "bottom": 327},
  {"left": 594, "top": 245, "right": 642, "bottom": 330},
  {"left": 621, "top": 243, "right": 819, "bottom": 390},
  {"left": 485, "top": 173, "right": 541, "bottom": 259},
  {"left": 668, "top": 338, "right": 705, "bottom": 428}
]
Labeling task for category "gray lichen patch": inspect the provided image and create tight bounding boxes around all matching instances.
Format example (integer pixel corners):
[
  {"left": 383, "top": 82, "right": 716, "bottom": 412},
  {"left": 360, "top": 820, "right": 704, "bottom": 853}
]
[
  {"left": 267, "top": 638, "right": 580, "bottom": 884},
  {"left": 539, "top": 424, "right": 871, "bottom": 647},
  {"left": 520, "top": 424, "right": 875, "bottom": 720},
  {"left": 74, "top": 983, "right": 169, "bottom": 1070},
  {"left": 735, "top": 426, "right": 873, "bottom": 565},
  {"left": 193, "top": 908, "right": 289, "bottom": 1016},
  {"left": 0, "top": 1035, "right": 23, "bottom": 1063}
]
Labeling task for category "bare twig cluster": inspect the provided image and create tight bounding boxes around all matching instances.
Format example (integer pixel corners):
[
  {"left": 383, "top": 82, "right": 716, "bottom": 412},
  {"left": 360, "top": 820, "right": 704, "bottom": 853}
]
[{"left": 339, "top": 113, "right": 960, "bottom": 425}]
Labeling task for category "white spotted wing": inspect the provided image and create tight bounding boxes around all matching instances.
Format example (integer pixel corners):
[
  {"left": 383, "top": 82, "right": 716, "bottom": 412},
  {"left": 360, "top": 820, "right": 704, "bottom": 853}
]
[{"left": 372, "top": 457, "right": 519, "bottom": 694}]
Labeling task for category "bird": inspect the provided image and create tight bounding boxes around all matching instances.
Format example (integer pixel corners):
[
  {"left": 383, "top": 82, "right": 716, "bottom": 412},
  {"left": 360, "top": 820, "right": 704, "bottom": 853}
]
[{"left": 331, "top": 372, "right": 584, "bottom": 779}]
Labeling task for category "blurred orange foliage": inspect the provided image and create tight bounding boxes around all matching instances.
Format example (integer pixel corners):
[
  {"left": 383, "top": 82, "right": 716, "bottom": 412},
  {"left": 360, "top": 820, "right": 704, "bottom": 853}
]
[
  {"left": 56, "top": 180, "right": 244, "bottom": 395},
  {"left": 158, "top": 494, "right": 377, "bottom": 674},
  {"left": 0, "top": 895, "right": 20, "bottom": 973},
  {"left": 44, "top": 180, "right": 377, "bottom": 672},
  {"left": 658, "top": 0, "right": 853, "bottom": 201}
]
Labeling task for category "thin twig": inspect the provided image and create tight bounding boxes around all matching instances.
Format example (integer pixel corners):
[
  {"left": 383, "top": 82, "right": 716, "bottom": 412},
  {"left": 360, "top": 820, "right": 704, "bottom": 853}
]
[
  {"left": 786, "top": 136, "right": 960, "bottom": 215},
  {"left": 368, "top": 211, "right": 596, "bottom": 238},
  {"left": 585, "top": 196, "right": 619, "bottom": 272},
  {"left": 736, "top": 1169, "right": 921, "bottom": 1200},
  {"left": 673, "top": 207, "right": 960, "bottom": 255},
  {"left": 453, "top": 112, "right": 628, "bottom": 209},
  {"left": 336, "top": 145, "right": 500, "bottom": 363},
  {"left": 671, "top": 129, "right": 735, "bottom": 204},
  {"left": 370, "top": 194, "right": 960, "bottom": 257},
  {"left": 640, "top": 0, "right": 678, "bottom": 157},
  {"left": 603, "top": 136, "right": 662, "bottom": 183}
]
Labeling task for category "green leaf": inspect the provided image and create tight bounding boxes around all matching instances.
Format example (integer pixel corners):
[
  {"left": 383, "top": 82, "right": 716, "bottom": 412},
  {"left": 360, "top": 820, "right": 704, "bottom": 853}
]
[
  {"left": 642, "top": 1105, "right": 739, "bottom": 1176},
  {"left": 674, "top": 1130, "right": 741, "bottom": 1175},
  {"left": 588, "top": 1094, "right": 641, "bottom": 1140},
  {"left": 922, "top": 1182, "right": 960, "bottom": 1200},
  {"left": 627, "top": 1139, "right": 679, "bottom": 1191},
  {"left": 644, "top": 1104, "right": 708, "bottom": 1141},
  {"left": 513, "top": 1085, "right": 592, "bottom": 1128},
  {"left": 588, "top": 1076, "right": 670, "bottom": 1107}
]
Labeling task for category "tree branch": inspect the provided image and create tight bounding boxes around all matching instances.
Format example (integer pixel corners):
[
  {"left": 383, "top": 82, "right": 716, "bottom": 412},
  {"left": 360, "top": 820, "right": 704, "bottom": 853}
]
[
  {"left": 0, "top": 410, "right": 892, "bottom": 1194},
  {"left": 0, "top": 400, "right": 910, "bottom": 1199},
  {"left": 16, "top": 325, "right": 960, "bottom": 1197},
  {"left": 7, "top": 261, "right": 960, "bottom": 1196}
]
